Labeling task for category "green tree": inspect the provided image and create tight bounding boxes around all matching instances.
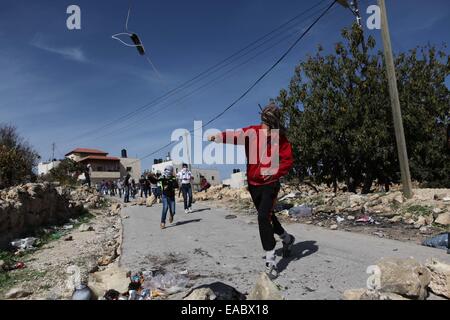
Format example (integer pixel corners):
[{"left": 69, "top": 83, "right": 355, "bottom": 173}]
[
  {"left": 46, "top": 158, "right": 85, "bottom": 186},
  {"left": 0, "top": 124, "right": 40, "bottom": 188},
  {"left": 277, "top": 24, "right": 449, "bottom": 192}
]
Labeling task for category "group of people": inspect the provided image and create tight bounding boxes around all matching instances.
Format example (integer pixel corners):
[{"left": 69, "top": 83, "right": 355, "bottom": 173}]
[{"left": 96, "top": 103, "right": 295, "bottom": 278}]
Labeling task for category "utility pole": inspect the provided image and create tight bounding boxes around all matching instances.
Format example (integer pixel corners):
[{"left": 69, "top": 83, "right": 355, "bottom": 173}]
[
  {"left": 378, "top": 0, "right": 413, "bottom": 198},
  {"left": 52, "top": 142, "right": 55, "bottom": 161}
]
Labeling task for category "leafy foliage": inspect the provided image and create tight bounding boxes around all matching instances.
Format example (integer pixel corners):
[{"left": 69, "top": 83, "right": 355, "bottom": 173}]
[
  {"left": 0, "top": 124, "right": 40, "bottom": 189},
  {"left": 277, "top": 24, "right": 449, "bottom": 192}
]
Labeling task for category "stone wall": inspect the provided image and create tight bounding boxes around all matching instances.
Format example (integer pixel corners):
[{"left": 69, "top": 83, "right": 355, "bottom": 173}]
[{"left": 0, "top": 183, "right": 85, "bottom": 249}]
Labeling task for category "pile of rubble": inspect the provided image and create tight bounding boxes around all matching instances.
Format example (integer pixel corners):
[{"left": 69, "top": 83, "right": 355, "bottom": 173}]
[
  {"left": 344, "top": 257, "right": 450, "bottom": 300},
  {"left": 195, "top": 185, "right": 450, "bottom": 240}
]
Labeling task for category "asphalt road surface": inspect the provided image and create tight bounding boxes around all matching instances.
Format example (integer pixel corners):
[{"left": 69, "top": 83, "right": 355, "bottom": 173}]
[{"left": 120, "top": 202, "right": 450, "bottom": 300}]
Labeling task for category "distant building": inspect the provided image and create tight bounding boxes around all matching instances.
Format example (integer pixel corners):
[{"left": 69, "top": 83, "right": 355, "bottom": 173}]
[
  {"left": 223, "top": 169, "right": 247, "bottom": 189},
  {"left": 151, "top": 159, "right": 221, "bottom": 191},
  {"left": 65, "top": 148, "right": 141, "bottom": 184},
  {"left": 37, "top": 160, "right": 61, "bottom": 176}
]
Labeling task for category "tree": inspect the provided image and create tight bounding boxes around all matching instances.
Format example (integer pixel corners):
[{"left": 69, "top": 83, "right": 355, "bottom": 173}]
[
  {"left": 0, "top": 124, "right": 40, "bottom": 188},
  {"left": 46, "top": 158, "right": 85, "bottom": 186},
  {"left": 277, "top": 24, "right": 449, "bottom": 192}
]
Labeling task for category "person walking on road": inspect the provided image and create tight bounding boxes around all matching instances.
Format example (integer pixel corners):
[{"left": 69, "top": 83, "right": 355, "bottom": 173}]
[
  {"left": 208, "top": 102, "right": 295, "bottom": 279},
  {"left": 148, "top": 166, "right": 179, "bottom": 229},
  {"left": 177, "top": 163, "right": 194, "bottom": 214},
  {"left": 124, "top": 172, "right": 131, "bottom": 203}
]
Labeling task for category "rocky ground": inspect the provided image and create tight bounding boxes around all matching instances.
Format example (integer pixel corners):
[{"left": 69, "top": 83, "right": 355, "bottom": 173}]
[
  {"left": 195, "top": 184, "right": 450, "bottom": 245},
  {"left": 0, "top": 186, "right": 123, "bottom": 300}
]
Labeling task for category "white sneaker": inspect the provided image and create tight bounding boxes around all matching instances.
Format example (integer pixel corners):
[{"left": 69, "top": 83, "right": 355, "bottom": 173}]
[
  {"left": 188, "top": 207, "right": 193, "bottom": 213},
  {"left": 265, "top": 262, "right": 278, "bottom": 280},
  {"left": 185, "top": 209, "right": 189, "bottom": 214}
]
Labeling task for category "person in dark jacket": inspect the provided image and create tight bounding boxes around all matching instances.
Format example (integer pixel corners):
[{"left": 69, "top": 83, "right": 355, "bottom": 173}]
[
  {"left": 148, "top": 166, "right": 179, "bottom": 229},
  {"left": 208, "top": 102, "right": 295, "bottom": 278}
]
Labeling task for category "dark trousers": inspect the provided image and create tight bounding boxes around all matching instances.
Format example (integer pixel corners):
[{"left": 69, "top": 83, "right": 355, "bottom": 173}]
[
  {"left": 181, "top": 184, "right": 193, "bottom": 210},
  {"left": 124, "top": 186, "right": 130, "bottom": 203},
  {"left": 248, "top": 182, "right": 285, "bottom": 251}
]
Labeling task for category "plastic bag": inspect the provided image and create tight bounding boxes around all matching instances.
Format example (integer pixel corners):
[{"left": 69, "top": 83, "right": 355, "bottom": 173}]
[
  {"left": 143, "top": 272, "right": 189, "bottom": 295},
  {"left": 422, "top": 233, "right": 449, "bottom": 250},
  {"left": 289, "top": 205, "right": 313, "bottom": 217}
]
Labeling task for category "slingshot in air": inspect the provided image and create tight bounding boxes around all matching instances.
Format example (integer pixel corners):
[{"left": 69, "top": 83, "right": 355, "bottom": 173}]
[{"left": 112, "top": 3, "right": 161, "bottom": 77}]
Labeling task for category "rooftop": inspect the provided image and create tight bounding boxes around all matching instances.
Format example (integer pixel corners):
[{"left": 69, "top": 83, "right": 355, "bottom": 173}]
[
  {"left": 65, "top": 148, "right": 108, "bottom": 156},
  {"left": 78, "top": 155, "right": 120, "bottom": 162}
]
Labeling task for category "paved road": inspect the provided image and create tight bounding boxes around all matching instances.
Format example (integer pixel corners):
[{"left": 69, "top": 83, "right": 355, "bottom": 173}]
[{"left": 120, "top": 202, "right": 450, "bottom": 300}]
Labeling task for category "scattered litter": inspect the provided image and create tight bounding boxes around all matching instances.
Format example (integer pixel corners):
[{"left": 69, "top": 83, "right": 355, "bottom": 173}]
[
  {"left": 225, "top": 215, "right": 237, "bottom": 220},
  {"left": 273, "top": 202, "right": 293, "bottom": 213},
  {"left": 64, "top": 236, "right": 73, "bottom": 241},
  {"left": 10, "top": 237, "right": 38, "bottom": 251},
  {"left": 443, "top": 197, "right": 450, "bottom": 202},
  {"left": 72, "top": 284, "right": 94, "bottom": 300},
  {"left": 356, "top": 216, "right": 375, "bottom": 224},
  {"left": 104, "top": 289, "right": 121, "bottom": 300},
  {"left": 63, "top": 224, "right": 74, "bottom": 230},
  {"left": 336, "top": 216, "right": 345, "bottom": 224},
  {"left": 14, "top": 262, "right": 26, "bottom": 270},
  {"left": 373, "top": 231, "right": 385, "bottom": 238},
  {"left": 179, "top": 269, "right": 188, "bottom": 275},
  {"left": 422, "top": 233, "right": 449, "bottom": 251},
  {"left": 289, "top": 205, "right": 313, "bottom": 218},
  {"left": 279, "top": 192, "right": 300, "bottom": 201}
]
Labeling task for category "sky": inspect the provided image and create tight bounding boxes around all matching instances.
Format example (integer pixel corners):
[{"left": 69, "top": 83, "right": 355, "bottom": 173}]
[{"left": 0, "top": 0, "right": 449, "bottom": 180}]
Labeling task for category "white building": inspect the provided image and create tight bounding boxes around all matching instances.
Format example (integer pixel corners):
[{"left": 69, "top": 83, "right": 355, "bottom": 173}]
[
  {"left": 38, "top": 161, "right": 61, "bottom": 176},
  {"left": 223, "top": 170, "right": 247, "bottom": 189},
  {"left": 151, "top": 160, "right": 221, "bottom": 191}
]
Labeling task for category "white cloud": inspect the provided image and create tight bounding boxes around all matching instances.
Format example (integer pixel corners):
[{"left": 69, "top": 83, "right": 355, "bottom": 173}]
[{"left": 30, "top": 34, "right": 87, "bottom": 63}]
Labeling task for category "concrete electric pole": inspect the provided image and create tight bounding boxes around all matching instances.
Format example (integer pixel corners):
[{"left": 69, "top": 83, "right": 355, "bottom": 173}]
[{"left": 378, "top": 0, "right": 413, "bottom": 199}]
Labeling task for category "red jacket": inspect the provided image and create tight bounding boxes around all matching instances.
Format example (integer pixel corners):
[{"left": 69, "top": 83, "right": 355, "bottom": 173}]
[{"left": 220, "top": 125, "right": 294, "bottom": 186}]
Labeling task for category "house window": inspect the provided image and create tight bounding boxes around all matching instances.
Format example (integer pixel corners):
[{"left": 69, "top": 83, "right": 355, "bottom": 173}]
[
  {"left": 212, "top": 176, "right": 215, "bottom": 181},
  {"left": 127, "top": 167, "right": 132, "bottom": 172}
]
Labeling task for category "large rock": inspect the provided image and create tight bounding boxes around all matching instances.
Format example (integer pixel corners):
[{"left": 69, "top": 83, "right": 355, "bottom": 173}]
[
  {"left": 343, "top": 289, "right": 409, "bottom": 300},
  {"left": 343, "top": 289, "right": 366, "bottom": 300},
  {"left": 435, "top": 212, "right": 450, "bottom": 226},
  {"left": 425, "top": 259, "right": 450, "bottom": 299},
  {"left": 88, "top": 264, "right": 129, "bottom": 298},
  {"left": 146, "top": 195, "right": 156, "bottom": 207},
  {"left": 184, "top": 282, "right": 245, "bottom": 300},
  {"left": 5, "top": 287, "right": 33, "bottom": 299},
  {"left": 248, "top": 273, "right": 283, "bottom": 300},
  {"left": 376, "top": 258, "right": 431, "bottom": 300}
]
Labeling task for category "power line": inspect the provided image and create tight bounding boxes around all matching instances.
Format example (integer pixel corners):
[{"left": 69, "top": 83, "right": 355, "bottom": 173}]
[
  {"left": 75, "top": 4, "right": 331, "bottom": 144},
  {"left": 136, "top": 0, "right": 338, "bottom": 164},
  {"left": 64, "top": 0, "right": 330, "bottom": 145}
]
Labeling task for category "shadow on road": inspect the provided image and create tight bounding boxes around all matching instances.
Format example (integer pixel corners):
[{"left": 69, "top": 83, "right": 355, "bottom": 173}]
[
  {"left": 166, "top": 219, "right": 202, "bottom": 228},
  {"left": 191, "top": 208, "right": 211, "bottom": 214},
  {"left": 275, "top": 240, "right": 319, "bottom": 273}
]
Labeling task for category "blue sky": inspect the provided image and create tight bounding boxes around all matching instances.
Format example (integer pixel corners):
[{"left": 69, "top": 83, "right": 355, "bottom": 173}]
[{"left": 0, "top": 0, "right": 449, "bottom": 179}]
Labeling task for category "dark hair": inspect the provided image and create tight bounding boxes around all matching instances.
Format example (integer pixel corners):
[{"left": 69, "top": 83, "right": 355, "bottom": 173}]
[
  {"left": 182, "top": 163, "right": 188, "bottom": 168},
  {"left": 260, "top": 102, "right": 286, "bottom": 134}
]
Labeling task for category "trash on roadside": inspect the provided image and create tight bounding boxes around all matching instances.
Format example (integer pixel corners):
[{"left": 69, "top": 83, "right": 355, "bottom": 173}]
[
  {"left": 289, "top": 205, "right": 313, "bottom": 218},
  {"left": 63, "top": 224, "right": 74, "bottom": 230},
  {"left": 273, "top": 202, "right": 293, "bottom": 213},
  {"left": 10, "top": 237, "right": 38, "bottom": 251},
  {"left": 336, "top": 216, "right": 345, "bottom": 224},
  {"left": 279, "top": 192, "right": 300, "bottom": 201},
  {"left": 356, "top": 215, "right": 375, "bottom": 224},
  {"left": 225, "top": 215, "right": 237, "bottom": 220},
  {"left": 104, "top": 289, "right": 121, "bottom": 300},
  {"left": 14, "top": 262, "right": 26, "bottom": 270},
  {"left": 422, "top": 233, "right": 449, "bottom": 251},
  {"left": 72, "top": 284, "right": 95, "bottom": 300},
  {"left": 143, "top": 271, "right": 189, "bottom": 295}
]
